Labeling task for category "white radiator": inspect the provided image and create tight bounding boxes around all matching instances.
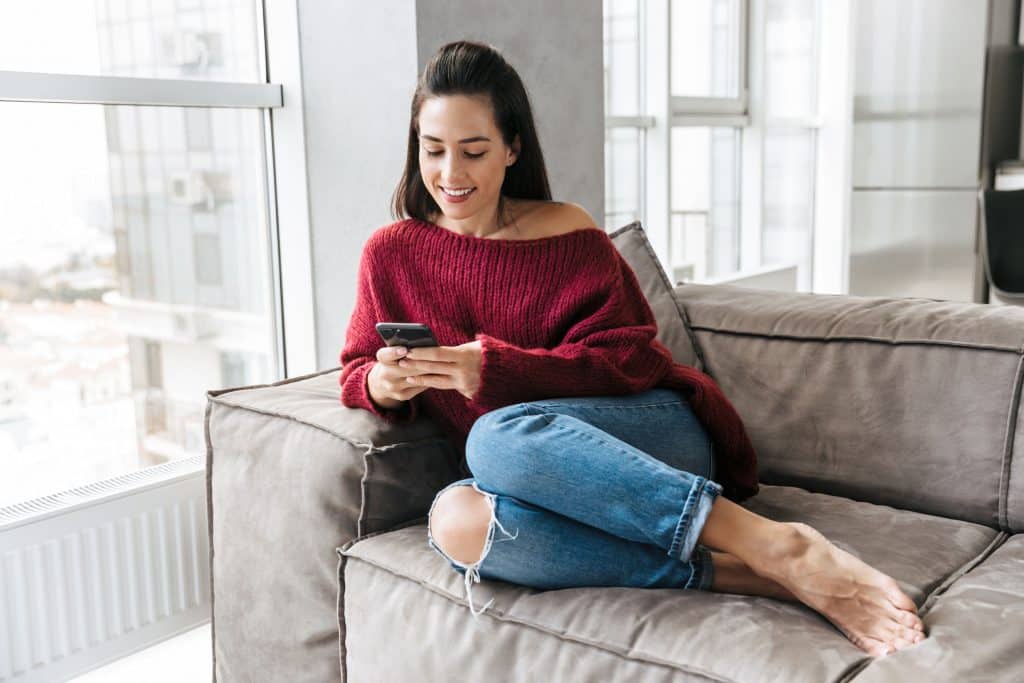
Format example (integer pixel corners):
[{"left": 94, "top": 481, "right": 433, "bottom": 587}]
[{"left": 0, "top": 456, "right": 210, "bottom": 682}]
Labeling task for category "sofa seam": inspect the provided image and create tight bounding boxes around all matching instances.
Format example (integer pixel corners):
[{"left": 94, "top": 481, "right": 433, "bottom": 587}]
[
  {"left": 917, "top": 530, "right": 1011, "bottom": 618},
  {"left": 339, "top": 515, "right": 431, "bottom": 554},
  {"left": 689, "top": 324, "right": 1024, "bottom": 354},
  {"left": 340, "top": 549, "right": 735, "bottom": 683},
  {"left": 833, "top": 658, "right": 873, "bottom": 683},
  {"left": 999, "top": 355, "right": 1024, "bottom": 530},
  {"left": 204, "top": 398, "right": 218, "bottom": 683},
  {"left": 336, "top": 551, "right": 348, "bottom": 682},
  {"left": 204, "top": 366, "right": 340, "bottom": 400},
  {"left": 207, "top": 392, "right": 450, "bottom": 455},
  {"left": 357, "top": 449, "right": 372, "bottom": 540},
  {"left": 609, "top": 222, "right": 708, "bottom": 372}
]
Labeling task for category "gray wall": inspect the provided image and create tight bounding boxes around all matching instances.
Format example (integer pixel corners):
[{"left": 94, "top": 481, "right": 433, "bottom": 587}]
[{"left": 295, "top": 0, "right": 605, "bottom": 371}]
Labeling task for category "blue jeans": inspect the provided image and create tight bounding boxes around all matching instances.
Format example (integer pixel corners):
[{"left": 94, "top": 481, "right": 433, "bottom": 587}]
[{"left": 426, "top": 387, "right": 723, "bottom": 618}]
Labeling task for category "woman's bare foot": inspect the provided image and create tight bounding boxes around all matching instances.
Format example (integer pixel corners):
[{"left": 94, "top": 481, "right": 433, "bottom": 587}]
[
  {"left": 753, "top": 522, "right": 927, "bottom": 657},
  {"left": 708, "top": 550, "right": 798, "bottom": 602},
  {"left": 696, "top": 497, "right": 928, "bottom": 657},
  {"left": 712, "top": 532, "right": 928, "bottom": 657}
]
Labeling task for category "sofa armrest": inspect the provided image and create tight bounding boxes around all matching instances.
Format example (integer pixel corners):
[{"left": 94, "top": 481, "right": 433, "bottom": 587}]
[
  {"left": 674, "top": 283, "right": 1024, "bottom": 532},
  {"left": 204, "top": 367, "right": 462, "bottom": 682}
]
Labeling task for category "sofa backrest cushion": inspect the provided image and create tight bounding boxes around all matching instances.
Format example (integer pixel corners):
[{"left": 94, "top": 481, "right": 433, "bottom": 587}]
[
  {"left": 674, "top": 283, "right": 1024, "bottom": 532},
  {"left": 609, "top": 221, "right": 704, "bottom": 372}
]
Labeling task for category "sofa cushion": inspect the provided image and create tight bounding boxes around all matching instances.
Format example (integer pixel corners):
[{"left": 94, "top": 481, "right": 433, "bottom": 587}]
[
  {"left": 851, "top": 533, "right": 1023, "bottom": 681},
  {"left": 206, "top": 368, "right": 462, "bottom": 681},
  {"left": 673, "top": 283, "right": 1024, "bottom": 531},
  {"left": 609, "top": 221, "right": 704, "bottom": 371},
  {"left": 207, "top": 368, "right": 461, "bottom": 538},
  {"left": 338, "top": 484, "right": 999, "bottom": 682}
]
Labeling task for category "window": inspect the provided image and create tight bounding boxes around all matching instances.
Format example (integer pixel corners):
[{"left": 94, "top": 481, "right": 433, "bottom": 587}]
[
  {"left": 603, "top": 0, "right": 645, "bottom": 228},
  {"left": 671, "top": 0, "right": 744, "bottom": 99},
  {"left": 603, "top": 0, "right": 821, "bottom": 290},
  {"left": 0, "top": 1, "right": 285, "bottom": 507},
  {"left": 761, "top": 0, "right": 819, "bottom": 290},
  {"left": 671, "top": 127, "right": 742, "bottom": 279},
  {"left": 0, "top": 1, "right": 263, "bottom": 82}
]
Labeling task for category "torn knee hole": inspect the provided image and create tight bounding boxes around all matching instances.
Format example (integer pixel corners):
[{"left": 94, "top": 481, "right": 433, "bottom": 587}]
[
  {"left": 428, "top": 486, "right": 494, "bottom": 566},
  {"left": 427, "top": 483, "right": 521, "bottom": 618}
]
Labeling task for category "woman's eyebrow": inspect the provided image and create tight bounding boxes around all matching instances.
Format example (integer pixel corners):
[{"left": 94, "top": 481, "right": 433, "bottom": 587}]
[{"left": 420, "top": 134, "right": 491, "bottom": 143}]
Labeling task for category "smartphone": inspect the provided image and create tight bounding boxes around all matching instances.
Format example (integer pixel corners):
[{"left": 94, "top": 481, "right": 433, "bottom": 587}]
[{"left": 375, "top": 322, "right": 440, "bottom": 348}]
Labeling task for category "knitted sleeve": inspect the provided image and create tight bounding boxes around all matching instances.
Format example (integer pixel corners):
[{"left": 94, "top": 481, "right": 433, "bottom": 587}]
[
  {"left": 469, "top": 247, "right": 674, "bottom": 412},
  {"left": 339, "top": 237, "right": 419, "bottom": 423}
]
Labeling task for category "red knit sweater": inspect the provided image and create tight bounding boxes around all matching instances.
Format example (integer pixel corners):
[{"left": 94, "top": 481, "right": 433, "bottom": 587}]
[{"left": 339, "top": 218, "right": 759, "bottom": 502}]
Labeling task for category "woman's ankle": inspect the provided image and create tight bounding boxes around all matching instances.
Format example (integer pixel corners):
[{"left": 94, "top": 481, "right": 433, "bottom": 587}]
[
  {"left": 697, "top": 497, "right": 794, "bottom": 570},
  {"left": 749, "top": 521, "right": 818, "bottom": 581},
  {"left": 708, "top": 550, "right": 797, "bottom": 601}
]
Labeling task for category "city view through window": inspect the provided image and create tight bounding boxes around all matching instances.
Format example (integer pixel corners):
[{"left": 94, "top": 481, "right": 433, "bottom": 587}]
[{"left": 0, "top": 1, "right": 279, "bottom": 507}]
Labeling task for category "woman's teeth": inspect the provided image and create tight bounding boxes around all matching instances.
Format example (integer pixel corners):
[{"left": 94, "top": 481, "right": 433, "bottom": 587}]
[{"left": 443, "top": 187, "right": 475, "bottom": 196}]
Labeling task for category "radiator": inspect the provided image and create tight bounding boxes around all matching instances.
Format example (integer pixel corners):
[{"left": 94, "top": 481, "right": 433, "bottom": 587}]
[{"left": 0, "top": 455, "right": 210, "bottom": 682}]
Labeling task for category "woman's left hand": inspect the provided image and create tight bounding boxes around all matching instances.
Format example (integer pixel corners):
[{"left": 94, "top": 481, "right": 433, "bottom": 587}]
[{"left": 397, "top": 339, "right": 483, "bottom": 400}]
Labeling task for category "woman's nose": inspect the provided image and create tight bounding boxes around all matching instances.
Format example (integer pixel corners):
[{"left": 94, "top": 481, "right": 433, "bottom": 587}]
[{"left": 440, "top": 154, "right": 465, "bottom": 177}]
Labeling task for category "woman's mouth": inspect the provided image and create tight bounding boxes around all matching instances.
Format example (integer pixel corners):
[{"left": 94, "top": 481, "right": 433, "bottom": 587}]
[{"left": 441, "top": 186, "right": 476, "bottom": 203}]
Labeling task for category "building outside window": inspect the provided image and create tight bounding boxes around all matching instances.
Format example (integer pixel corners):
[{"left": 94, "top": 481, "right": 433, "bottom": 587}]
[{"left": 0, "top": 0, "right": 281, "bottom": 507}]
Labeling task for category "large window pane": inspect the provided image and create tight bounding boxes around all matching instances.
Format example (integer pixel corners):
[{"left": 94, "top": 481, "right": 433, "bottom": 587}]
[
  {"left": 0, "top": 102, "right": 279, "bottom": 507},
  {"left": 671, "top": 0, "right": 742, "bottom": 98},
  {"left": 671, "top": 127, "right": 741, "bottom": 280},
  {"left": 763, "top": 127, "right": 816, "bottom": 288},
  {"left": 605, "top": 126, "right": 643, "bottom": 230},
  {"left": 764, "top": 0, "right": 818, "bottom": 119},
  {"left": 603, "top": 0, "right": 641, "bottom": 117},
  {"left": 0, "top": 0, "right": 263, "bottom": 82}
]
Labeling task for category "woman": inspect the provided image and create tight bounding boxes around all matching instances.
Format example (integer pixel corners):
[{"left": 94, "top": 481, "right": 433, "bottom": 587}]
[{"left": 339, "top": 40, "right": 926, "bottom": 658}]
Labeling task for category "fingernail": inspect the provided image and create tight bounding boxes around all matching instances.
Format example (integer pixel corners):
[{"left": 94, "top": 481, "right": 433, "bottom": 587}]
[{"left": 395, "top": 347, "right": 407, "bottom": 355}]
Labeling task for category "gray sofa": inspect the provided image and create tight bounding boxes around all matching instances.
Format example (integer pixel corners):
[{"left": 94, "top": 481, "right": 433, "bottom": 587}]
[{"left": 205, "top": 223, "right": 1024, "bottom": 682}]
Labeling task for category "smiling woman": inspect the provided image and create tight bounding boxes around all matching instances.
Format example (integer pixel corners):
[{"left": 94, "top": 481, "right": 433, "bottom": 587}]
[
  {"left": 415, "top": 94, "right": 518, "bottom": 227},
  {"left": 391, "top": 40, "right": 554, "bottom": 240},
  {"left": 339, "top": 39, "right": 926, "bottom": 657}
]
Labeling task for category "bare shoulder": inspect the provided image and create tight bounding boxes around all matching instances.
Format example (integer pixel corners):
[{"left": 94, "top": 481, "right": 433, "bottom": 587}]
[{"left": 520, "top": 200, "right": 601, "bottom": 237}]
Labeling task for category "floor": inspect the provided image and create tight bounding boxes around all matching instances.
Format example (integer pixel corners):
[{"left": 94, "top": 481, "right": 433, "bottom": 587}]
[{"left": 69, "top": 623, "right": 212, "bottom": 682}]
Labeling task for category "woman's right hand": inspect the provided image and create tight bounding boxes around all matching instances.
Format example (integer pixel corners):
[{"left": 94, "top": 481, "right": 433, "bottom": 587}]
[{"left": 367, "top": 346, "right": 429, "bottom": 409}]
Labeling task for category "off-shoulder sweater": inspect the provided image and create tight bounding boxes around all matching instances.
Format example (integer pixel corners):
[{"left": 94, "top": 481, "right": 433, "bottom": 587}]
[{"left": 339, "top": 217, "right": 758, "bottom": 502}]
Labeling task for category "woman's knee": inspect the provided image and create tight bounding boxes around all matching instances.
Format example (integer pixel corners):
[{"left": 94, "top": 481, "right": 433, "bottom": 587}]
[
  {"left": 465, "top": 402, "right": 536, "bottom": 477},
  {"left": 428, "top": 485, "right": 492, "bottom": 565}
]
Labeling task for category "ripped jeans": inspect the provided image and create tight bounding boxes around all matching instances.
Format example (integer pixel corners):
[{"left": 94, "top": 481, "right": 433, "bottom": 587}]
[{"left": 425, "top": 387, "right": 723, "bottom": 618}]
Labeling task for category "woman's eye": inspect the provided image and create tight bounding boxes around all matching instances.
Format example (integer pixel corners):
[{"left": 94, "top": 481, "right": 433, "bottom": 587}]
[{"left": 425, "top": 150, "right": 485, "bottom": 159}]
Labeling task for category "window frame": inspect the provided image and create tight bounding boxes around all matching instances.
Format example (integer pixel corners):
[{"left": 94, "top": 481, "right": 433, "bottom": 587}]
[
  {"left": 606, "top": 0, "right": 828, "bottom": 290},
  {"left": 0, "top": 0, "right": 317, "bottom": 379},
  {"left": 0, "top": 0, "right": 315, "bottom": 513}
]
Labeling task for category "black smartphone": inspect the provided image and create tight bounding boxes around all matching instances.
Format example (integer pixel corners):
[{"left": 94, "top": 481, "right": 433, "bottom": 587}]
[{"left": 375, "top": 322, "right": 440, "bottom": 348}]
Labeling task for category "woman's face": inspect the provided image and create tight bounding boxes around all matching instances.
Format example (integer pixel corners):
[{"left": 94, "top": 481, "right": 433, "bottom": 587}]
[{"left": 416, "top": 94, "right": 519, "bottom": 223}]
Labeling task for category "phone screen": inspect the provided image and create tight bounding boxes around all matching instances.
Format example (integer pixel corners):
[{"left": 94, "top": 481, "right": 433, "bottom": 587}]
[{"left": 375, "top": 322, "right": 439, "bottom": 348}]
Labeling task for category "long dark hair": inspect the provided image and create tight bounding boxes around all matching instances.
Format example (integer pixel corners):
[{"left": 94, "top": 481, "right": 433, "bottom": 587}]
[{"left": 390, "top": 40, "right": 552, "bottom": 225}]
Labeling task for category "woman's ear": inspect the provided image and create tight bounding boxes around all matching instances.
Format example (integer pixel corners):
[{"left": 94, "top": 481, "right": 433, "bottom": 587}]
[{"left": 508, "top": 134, "right": 521, "bottom": 165}]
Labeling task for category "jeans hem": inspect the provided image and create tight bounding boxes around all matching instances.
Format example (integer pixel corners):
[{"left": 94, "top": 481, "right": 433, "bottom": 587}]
[
  {"left": 669, "top": 477, "right": 723, "bottom": 562},
  {"left": 685, "top": 545, "right": 715, "bottom": 590}
]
